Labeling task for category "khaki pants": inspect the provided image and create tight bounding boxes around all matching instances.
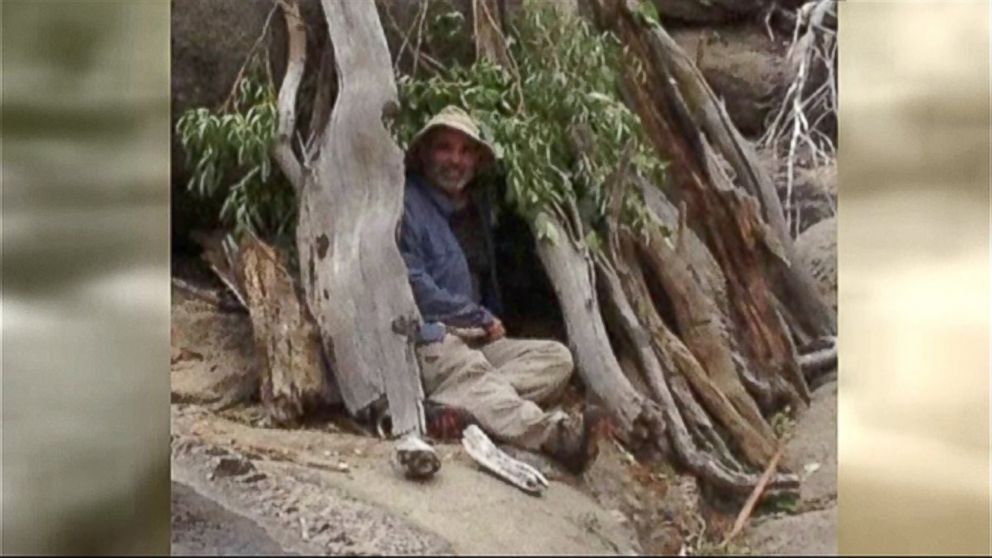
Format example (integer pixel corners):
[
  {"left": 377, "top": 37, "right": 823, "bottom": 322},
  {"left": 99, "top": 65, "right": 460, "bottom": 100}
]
[{"left": 417, "top": 334, "right": 574, "bottom": 450}]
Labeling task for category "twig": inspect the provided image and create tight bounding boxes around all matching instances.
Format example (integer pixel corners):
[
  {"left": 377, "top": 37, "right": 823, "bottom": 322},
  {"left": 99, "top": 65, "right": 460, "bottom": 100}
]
[
  {"left": 171, "top": 277, "right": 245, "bottom": 312},
  {"left": 412, "top": 0, "right": 431, "bottom": 77},
  {"left": 219, "top": 1, "right": 281, "bottom": 113},
  {"left": 386, "top": 0, "right": 426, "bottom": 74},
  {"left": 720, "top": 445, "right": 786, "bottom": 549}
]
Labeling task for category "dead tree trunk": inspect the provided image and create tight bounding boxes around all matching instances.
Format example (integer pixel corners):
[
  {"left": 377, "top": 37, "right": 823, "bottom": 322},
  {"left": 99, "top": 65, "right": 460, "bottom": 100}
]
[
  {"left": 294, "top": 0, "right": 426, "bottom": 437},
  {"left": 269, "top": 0, "right": 427, "bottom": 436},
  {"left": 240, "top": 235, "right": 339, "bottom": 425}
]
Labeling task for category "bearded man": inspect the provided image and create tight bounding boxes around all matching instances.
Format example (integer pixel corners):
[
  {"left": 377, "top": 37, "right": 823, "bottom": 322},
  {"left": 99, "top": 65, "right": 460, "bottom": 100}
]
[{"left": 397, "top": 105, "right": 601, "bottom": 474}]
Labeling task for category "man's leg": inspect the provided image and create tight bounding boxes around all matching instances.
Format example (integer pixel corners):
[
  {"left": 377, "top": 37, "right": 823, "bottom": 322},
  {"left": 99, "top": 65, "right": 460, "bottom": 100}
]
[
  {"left": 477, "top": 338, "right": 574, "bottom": 405},
  {"left": 417, "top": 334, "right": 567, "bottom": 450}
]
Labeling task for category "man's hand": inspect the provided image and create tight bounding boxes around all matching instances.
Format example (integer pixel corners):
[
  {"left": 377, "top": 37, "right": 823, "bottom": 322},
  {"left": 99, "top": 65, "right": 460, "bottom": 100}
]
[{"left": 485, "top": 318, "right": 506, "bottom": 341}]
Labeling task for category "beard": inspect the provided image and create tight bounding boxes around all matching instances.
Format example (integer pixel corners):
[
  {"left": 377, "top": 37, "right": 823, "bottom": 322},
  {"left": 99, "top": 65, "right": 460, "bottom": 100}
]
[{"left": 426, "top": 164, "right": 472, "bottom": 196}]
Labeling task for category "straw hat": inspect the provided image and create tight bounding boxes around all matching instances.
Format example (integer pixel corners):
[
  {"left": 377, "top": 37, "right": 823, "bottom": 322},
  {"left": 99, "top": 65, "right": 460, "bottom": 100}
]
[{"left": 405, "top": 105, "right": 497, "bottom": 171}]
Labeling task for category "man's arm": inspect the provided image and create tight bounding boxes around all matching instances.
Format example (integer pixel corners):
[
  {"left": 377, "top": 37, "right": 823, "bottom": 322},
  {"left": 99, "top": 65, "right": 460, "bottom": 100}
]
[{"left": 398, "top": 221, "right": 495, "bottom": 329}]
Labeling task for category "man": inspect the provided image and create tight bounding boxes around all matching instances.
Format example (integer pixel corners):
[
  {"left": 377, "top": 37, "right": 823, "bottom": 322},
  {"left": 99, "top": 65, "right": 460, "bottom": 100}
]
[{"left": 397, "top": 105, "right": 601, "bottom": 474}]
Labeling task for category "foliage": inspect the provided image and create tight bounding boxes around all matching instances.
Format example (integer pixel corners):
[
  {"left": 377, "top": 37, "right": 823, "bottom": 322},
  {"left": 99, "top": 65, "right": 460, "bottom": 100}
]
[
  {"left": 393, "top": 2, "right": 668, "bottom": 249},
  {"left": 770, "top": 405, "right": 797, "bottom": 439},
  {"left": 175, "top": 62, "right": 296, "bottom": 245}
]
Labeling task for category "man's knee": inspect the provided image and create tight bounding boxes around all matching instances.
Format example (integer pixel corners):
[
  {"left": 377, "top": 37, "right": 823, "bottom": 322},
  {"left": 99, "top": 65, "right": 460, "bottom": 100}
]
[{"left": 543, "top": 341, "right": 574, "bottom": 385}]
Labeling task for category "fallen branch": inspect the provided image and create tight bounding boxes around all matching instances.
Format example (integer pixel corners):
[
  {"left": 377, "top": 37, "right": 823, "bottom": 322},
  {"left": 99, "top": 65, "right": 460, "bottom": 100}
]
[
  {"left": 462, "top": 424, "right": 549, "bottom": 495},
  {"left": 720, "top": 444, "right": 786, "bottom": 548}
]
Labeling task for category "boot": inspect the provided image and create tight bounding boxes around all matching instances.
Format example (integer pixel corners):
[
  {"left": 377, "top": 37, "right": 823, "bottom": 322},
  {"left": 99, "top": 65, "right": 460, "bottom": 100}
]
[
  {"left": 424, "top": 400, "right": 478, "bottom": 442},
  {"left": 542, "top": 405, "right": 605, "bottom": 475}
]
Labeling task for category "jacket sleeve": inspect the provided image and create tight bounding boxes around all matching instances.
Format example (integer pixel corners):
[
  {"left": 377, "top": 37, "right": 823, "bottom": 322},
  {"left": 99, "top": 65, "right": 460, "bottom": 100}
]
[{"left": 398, "top": 215, "right": 495, "bottom": 329}]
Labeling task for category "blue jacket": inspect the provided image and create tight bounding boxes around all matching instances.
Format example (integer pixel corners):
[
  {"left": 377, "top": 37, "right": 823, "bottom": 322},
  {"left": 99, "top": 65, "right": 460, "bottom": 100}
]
[{"left": 398, "top": 173, "right": 504, "bottom": 343}]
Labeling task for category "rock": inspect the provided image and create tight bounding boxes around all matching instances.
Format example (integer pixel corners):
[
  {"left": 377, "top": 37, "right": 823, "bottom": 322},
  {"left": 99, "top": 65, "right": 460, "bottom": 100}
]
[
  {"left": 670, "top": 23, "right": 791, "bottom": 138},
  {"left": 241, "top": 472, "right": 268, "bottom": 484},
  {"left": 210, "top": 456, "right": 256, "bottom": 480},
  {"left": 788, "top": 162, "right": 838, "bottom": 235},
  {"left": 747, "top": 508, "right": 837, "bottom": 556},
  {"left": 794, "top": 216, "right": 836, "bottom": 312}
]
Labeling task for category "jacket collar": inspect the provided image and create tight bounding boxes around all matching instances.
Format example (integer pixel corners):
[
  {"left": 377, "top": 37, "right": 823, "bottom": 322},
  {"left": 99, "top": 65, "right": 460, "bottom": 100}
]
[{"left": 409, "top": 173, "right": 472, "bottom": 219}]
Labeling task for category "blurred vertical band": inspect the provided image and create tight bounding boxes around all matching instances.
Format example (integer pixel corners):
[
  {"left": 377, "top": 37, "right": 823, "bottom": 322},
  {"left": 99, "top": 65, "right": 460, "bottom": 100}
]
[
  {"left": 2, "top": 0, "right": 171, "bottom": 554},
  {"left": 838, "top": 1, "right": 991, "bottom": 554}
]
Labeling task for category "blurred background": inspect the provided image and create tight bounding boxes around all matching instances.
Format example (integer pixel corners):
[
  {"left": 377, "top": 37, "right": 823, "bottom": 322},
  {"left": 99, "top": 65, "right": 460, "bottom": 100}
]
[
  {"left": 2, "top": 1, "right": 171, "bottom": 554},
  {"left": 838, "top": 1, "right": 990, "bottom": 554}
]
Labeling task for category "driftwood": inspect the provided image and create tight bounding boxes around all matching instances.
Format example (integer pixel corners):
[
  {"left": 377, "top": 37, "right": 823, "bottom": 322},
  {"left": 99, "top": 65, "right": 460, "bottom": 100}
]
[
  {"left": 293, "top": 0, "right": 426, "bottom": 436},
  {"left": 462, "top": 425, "right": 549, "bottom": 495},
  {"left": 239, "top": 235, "right": 339, "bottom": 425}
]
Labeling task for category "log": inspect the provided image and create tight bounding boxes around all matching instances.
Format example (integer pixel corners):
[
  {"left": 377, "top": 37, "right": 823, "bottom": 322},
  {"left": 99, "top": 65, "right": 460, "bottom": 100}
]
[
  {"left": 598, "top": 259, "right": 798, "bottom": 494},
  {"left": 593, "top": 0, "right": 814, "bottom": 411},
  {"left": 296, "top": 0, "right": 426, "bottom": 435},
  {"left": 462, "top": 424, "right": 549, "bottom": 495},
  {"left": 239, "top": 235, "right": 339, "bottom": 425},
  {"left": 533, "top": 212, "right": 647, "bottom": 434}
]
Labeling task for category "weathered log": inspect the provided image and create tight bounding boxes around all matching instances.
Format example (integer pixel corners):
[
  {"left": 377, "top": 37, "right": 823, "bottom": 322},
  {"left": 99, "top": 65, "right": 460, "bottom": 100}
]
[
  {"left": 533, "top": 213, "right": 647, "bottom": 434},
  {"left": 631, "top": 10, "right": 835, "bottom": 342},
  {"left": 239, "top": 235, "right": 339, "bottom": 425},
  {"left": 597, "top": 258, "right": 798, "bottom": 494},
  {"left": 593, "top": 0, "right": 815, "bottom": 412},
  {"left": 295, "top": 0, "right": 426, "bottom": 436},
  {"left": 462, "top": 424, "right": 549, "bottom": 495}
]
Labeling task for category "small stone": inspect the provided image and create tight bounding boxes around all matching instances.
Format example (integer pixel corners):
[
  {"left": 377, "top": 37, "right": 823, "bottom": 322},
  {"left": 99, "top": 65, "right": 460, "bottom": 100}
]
[
  {"left": 241, "top": 472, "right": 267, "bottom": 484},
  {"left": 212, "top": 456, "right": 255, "bottom": 478}
]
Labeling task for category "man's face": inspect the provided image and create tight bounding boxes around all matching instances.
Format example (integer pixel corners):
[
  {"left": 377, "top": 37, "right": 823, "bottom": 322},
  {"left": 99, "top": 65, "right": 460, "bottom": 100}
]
[{"left": 422, "top": 127, "right": 481, "bottom": 197}]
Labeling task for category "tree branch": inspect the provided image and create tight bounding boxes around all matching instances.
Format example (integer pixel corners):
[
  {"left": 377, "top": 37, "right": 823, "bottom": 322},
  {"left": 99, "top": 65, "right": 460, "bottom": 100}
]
[{"left": 273, "top": 0, "right": 306, "bottom": 194}]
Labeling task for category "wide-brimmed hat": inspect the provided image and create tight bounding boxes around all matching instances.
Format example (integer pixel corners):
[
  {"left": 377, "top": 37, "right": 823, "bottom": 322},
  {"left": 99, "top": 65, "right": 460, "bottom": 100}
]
[{"left": 405, "top": 105, "right": 497, "bottom": 171}]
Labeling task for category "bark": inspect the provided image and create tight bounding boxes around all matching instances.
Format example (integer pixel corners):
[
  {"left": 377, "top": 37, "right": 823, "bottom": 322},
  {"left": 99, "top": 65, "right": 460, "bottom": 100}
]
[
  {"left": 273, "top": 0, "right": 306, "bottom": 193},
  {"left": 533, "top": 213, "right": 647, "bottom": 434},
  {"left": 631, "top": 11, "right": 835, "bottom": 342},
  {"left": 597, "top": 257, "right": 798, "bottom": 493},
  {"left": 592, "top": 0, "right": 815, "bottom": 410},
  {"left": 295, "top": 0, "right": 426, "bottom": 436},
  {"left": 239, "top": 235, "right": 339, "bottom": 425}
]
